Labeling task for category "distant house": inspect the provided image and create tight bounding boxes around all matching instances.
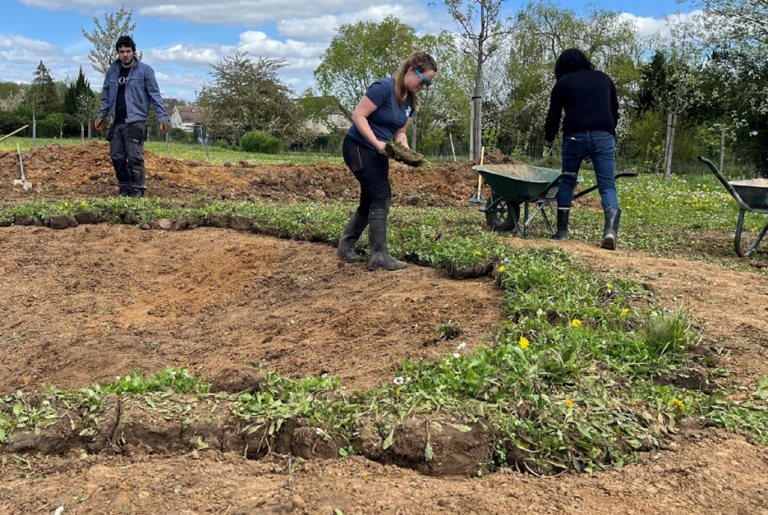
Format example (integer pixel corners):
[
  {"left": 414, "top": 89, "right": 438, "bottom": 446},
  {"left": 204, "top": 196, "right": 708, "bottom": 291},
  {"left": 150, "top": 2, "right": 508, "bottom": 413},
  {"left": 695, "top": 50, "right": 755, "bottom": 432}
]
[
  {"left": 294, "top": 96, "right": 352, "bottom": 135},
  {"left": 169, "top": 106, "right": 203, "bottom": 132}
]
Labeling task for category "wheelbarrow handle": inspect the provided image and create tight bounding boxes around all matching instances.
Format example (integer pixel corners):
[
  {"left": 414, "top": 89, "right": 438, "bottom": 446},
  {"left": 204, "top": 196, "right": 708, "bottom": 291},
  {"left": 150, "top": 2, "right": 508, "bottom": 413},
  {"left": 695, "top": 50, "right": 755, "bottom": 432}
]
[
  {"left": 572, "top": 172, "right": 636, "bottom": 199},
  {"left": 697, "top": 156, "right": 752, "bottom": 212}
]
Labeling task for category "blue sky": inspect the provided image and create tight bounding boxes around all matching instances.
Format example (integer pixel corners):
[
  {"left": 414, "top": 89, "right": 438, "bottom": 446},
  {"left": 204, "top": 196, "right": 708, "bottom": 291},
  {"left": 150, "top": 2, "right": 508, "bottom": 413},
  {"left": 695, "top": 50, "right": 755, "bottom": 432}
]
[{"left": 0, "top": 0, "right": 697, "bottom": 100}]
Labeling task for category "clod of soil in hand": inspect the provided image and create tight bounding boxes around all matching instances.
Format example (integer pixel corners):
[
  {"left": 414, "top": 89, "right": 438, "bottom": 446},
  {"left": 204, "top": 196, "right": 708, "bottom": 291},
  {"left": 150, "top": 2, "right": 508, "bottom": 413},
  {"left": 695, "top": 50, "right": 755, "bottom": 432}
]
[
  {"left": 383, "top": 142, "right": 425, "bottom": 167},
  {"left": 209, "top": 365, "right": 265, "bottom": 394}
]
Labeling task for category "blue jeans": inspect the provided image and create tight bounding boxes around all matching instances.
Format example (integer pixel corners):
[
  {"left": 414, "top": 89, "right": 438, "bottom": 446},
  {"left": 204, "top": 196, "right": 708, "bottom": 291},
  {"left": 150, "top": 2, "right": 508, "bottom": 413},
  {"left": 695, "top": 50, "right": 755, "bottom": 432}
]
[{"left": 556, "top": 131, "right": 619, "bottom": 210}]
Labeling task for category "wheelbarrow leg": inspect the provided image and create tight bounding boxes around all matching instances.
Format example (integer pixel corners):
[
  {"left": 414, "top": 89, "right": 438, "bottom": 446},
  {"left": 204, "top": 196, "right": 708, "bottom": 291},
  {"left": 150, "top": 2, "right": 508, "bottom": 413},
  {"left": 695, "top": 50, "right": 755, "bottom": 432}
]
[{"left": 735, "top": 208, "right": 768, "bottom": 257}]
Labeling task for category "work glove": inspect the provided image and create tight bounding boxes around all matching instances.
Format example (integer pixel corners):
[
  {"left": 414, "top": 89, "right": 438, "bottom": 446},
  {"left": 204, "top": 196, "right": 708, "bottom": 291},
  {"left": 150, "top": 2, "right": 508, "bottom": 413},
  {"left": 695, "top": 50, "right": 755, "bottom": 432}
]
[{"left": 543, "top": 144, "right": 554, "bottom": 166}]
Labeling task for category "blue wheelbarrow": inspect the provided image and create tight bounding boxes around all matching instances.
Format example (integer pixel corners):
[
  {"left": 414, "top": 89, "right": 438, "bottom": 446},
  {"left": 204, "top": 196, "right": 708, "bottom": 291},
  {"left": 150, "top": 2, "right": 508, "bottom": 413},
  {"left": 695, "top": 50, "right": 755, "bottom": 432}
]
[
  {"left": 698, "top": 156, "right": 768, "bottom": 257},
  {"left": 472, "top": 163, "right": 637, "bottom": 236}
]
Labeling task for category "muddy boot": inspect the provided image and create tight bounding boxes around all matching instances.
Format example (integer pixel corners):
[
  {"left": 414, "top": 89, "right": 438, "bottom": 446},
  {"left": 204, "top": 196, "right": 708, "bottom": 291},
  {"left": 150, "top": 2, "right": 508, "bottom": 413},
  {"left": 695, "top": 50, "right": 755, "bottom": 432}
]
[
  {"left": 129, "top": 188, "right": 144, "bottom": 199},
  {"left": 601, "top": 207, "right": 621, "bottom": 250},
  {"left": 368, "top": 208, "right": 407, "bottom": 272},
  {"left": 551, "top": 208, "right": 570, "bottom": 240},
  {"left": 337, "top": 212, "right": 368, "bottom": 263}
]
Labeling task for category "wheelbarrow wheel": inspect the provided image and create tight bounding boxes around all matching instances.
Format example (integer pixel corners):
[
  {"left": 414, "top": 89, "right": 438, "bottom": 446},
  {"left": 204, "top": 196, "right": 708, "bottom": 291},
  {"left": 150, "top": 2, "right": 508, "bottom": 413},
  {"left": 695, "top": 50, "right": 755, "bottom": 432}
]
[{"left": 485, "top": 192, "right": 521, "bottom": 233}]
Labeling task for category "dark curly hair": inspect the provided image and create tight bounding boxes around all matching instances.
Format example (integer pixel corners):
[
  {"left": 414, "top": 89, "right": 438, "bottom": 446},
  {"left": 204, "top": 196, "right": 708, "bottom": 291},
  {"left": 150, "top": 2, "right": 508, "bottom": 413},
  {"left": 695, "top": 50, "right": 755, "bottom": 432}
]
[
  {"left": 554, "top": 48, "right": 594, "bottom": 81},
  {"left": 115, "top": 35, "right": 136, "bottom": 53}
]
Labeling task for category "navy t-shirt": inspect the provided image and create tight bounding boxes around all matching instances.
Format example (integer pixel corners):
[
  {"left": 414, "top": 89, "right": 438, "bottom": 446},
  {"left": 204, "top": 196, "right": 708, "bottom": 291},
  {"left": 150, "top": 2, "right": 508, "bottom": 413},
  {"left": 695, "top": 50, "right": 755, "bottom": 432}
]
[{"left": 347, "top": 77, "right": 413, "bottom": 150}]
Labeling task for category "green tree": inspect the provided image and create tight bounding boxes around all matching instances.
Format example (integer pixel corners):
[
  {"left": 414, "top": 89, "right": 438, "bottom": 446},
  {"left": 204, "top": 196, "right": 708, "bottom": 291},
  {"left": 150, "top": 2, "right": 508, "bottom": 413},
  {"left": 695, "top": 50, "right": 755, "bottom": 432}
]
[
  {"left": 82, "top": 5, "right": 142, "bottom": 76},
  {"left": 48, "top": 113, "right": 66, "bottom": 139},
  {"left": 697, "top": 0, "right": 768, "bottom": 45},
  {"left": 64, "top": 66, "right": 91, "bottom": 116},
  {"left": 29, "top": 61, "right": 60, "bottom": 116},
  {"left": 200, "top": 53, "right": 298, "bottom": 146},
  {"left": 314, "top": 16, "right": 418, "bottom": 113},
  {"left": 494, "top": 1, "right": 642, "bottom": 155},
  {"left": 413, "top": 31, "right": 475, "bottom": 154}
]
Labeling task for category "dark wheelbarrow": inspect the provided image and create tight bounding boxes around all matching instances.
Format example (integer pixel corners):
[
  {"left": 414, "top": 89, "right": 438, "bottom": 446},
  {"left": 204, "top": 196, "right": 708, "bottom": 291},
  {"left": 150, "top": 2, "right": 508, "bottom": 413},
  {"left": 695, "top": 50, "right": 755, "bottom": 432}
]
[
  {"left": 472, "top": 163, "right": 637, "bottom": 237},
  {"left": 698, "top": 156, "right": 768, "bottom": 257}
]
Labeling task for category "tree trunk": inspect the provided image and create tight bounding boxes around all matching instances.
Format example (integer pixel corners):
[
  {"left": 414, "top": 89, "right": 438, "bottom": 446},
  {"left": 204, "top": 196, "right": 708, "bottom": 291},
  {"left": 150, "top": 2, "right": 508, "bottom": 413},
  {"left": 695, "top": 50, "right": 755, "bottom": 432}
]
[
  {"left": 411, "top": 111, "right": 417, "bottom": 152},
  {"left": 80, "top": 123, "right": 84, "bottom": 144},
  {"left": 470, "top": 3, "right": 486, "bottom": 161},
  {"left": 87, "top": 121, "right": 92, "bottom": 143},
  {"left": 719, "top": 127, "right": 725, "bottom": 173},
  {"left": 471, "top": 60, "right": 484, "bottom": 161},
  {"left": 32, "top": 117, "right": 36, "bottom": 148},
  {"left": 663, "top": 110, "right": 678, "bottom": 179}
]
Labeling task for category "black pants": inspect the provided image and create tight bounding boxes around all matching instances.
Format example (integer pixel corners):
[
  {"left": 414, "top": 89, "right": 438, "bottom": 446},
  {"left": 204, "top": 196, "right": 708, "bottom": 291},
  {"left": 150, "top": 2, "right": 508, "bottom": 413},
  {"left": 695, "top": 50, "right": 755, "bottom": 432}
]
[
  {"left": 342, "top": 135, "right": 391, "bottom": 217},
  {"left": 108, "top": 121, "right": 147, "bottom": 192}
]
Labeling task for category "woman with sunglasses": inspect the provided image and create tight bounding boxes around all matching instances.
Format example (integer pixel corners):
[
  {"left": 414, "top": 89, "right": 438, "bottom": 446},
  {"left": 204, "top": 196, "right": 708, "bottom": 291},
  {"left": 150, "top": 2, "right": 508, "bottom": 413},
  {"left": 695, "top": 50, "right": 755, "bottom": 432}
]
[{"left": 337, "top": 51, "right": 437, "bottom": 271}]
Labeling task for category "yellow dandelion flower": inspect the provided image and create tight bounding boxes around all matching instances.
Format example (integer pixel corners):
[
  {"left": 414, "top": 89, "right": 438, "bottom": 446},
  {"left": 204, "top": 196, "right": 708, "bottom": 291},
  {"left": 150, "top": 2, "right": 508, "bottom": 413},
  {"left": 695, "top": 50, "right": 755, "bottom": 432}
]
[
  {"left": 572, "top": 319, "right": 582, "bottom": 327},
  {"left": 670, "top": 398, "right": 685, "bottom": 410},
  {"left": 557, "top": 275, "right": 566, "bottom": 280},
  {"left": 565, "top": 400, "right": 574, "bottom": 408},
  {"left": 620, "top": 308, "right": 629, "bottom": 317},
  {"left": 475, "top": 251, "right": 481, "bottom": 255},
  {"left": 499, "top": 266, "right": 506, "bottom": 273},
  {"left": 64, "top": 202, "right": 69, "bottom": 207},
  {"left": 519, "top": 336, "right": 529, "bottom": 350},
  {"left": 59, "top": 206, "right": 63, "bottom": 210},
  {"left": 81, "top": 201, "right": 87, "bottom": 207}
]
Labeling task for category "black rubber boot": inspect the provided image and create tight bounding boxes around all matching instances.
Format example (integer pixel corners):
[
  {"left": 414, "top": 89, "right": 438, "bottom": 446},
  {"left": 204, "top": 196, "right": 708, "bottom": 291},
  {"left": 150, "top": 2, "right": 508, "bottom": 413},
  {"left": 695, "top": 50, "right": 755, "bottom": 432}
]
[
  {"left": 601, "top": 207, "right": 621, "bottom": 250},
  {"left": 129, "top": 188, "right": 144, "bottom": 198},
  {"left": 551, "top": 208, "right": 570, "bottom": 240},
  {"left": 368, "top": 208, "right": 407, "bottom": 271},
  {"left": 337, "top": 211, "right": 368, "bottom": 263},
  {"left": 116, "top": 187, "right": 131, "bottom": 198}
]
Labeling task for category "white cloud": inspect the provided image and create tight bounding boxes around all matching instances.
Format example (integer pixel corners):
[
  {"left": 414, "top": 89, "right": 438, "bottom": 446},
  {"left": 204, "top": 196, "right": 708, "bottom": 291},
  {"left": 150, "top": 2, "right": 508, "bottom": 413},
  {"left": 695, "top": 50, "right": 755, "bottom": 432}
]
[
  {"left": 619, "top": 10, "right": 704, "bottom": 39},
  {"left": 0, "top": 34, "right": 61, "bottom": 64},
  {"left": 17, "top": 0, "right": 403, "bottom": 26}
]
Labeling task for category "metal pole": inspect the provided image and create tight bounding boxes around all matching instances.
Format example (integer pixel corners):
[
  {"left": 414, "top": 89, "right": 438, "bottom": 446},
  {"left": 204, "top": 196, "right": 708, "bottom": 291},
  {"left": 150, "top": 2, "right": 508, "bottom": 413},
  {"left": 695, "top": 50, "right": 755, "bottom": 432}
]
[
  {"left": 449, "top": 133, "right": 456, "bottom": 162},
  {"left": 719, "top": 127, "right": 725, "bottom": 174}
]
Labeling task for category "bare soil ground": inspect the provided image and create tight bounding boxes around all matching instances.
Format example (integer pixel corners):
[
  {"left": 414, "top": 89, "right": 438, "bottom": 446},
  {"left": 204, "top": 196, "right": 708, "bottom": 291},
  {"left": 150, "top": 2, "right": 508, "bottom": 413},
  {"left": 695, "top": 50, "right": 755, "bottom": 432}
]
[
  {"left": 1, "top": 146, "right": 768, "bottom": 514},
  {"left": 0, "top": 431, "right": 766, "bottom": 514},
  {"left": 0, "top": 225, "right": 501, "bottom": 393}
]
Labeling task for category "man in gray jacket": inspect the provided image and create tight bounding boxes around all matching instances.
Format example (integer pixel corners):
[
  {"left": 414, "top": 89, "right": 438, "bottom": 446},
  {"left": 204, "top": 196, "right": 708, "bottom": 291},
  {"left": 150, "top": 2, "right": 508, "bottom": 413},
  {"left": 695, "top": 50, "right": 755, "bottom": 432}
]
[{"left": 95, "top": 36, "right": 168, "bottom": 198}]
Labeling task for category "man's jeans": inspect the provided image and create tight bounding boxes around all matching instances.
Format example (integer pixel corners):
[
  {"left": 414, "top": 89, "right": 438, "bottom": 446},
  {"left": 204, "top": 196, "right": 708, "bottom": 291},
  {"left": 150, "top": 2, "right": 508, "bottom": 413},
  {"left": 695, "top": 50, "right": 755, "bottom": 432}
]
[
  {"left": 108, "top": 121, "right": 146, "bottom": 193},
  {"left": 556, "top": 131, "right": 619, "bottom": 210}
]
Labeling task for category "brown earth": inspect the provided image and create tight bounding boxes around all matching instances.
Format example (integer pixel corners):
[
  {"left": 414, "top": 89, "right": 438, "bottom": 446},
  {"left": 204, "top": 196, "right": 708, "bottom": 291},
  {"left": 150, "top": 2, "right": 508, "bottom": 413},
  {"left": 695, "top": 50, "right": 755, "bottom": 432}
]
[
  {"left": 0, "top": 143, "right": 599, "bottom": 210},
  {"left": 0, "top": 430, "right": 766, "bottom": 514},
  {"left": 0, "top": 224, "right": 501, "bottom": 393},
  {"left": 2, "top": 147, "right": 768, "bottom": 513},
  {"left": 0, "top": 142, "right": 477, "bottom": 205}
]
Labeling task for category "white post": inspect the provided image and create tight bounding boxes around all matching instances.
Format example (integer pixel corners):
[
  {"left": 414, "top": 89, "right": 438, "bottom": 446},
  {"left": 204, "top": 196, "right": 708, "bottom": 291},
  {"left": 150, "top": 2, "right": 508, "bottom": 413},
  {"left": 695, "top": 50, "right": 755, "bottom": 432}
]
[{"left": 449, "top": 133, "right": 457, "bottom": 162}]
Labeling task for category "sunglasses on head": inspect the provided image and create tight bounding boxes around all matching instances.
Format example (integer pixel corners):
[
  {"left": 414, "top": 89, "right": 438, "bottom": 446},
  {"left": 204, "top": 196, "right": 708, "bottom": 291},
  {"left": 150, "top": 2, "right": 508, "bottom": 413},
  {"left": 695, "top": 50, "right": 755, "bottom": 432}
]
[{"left": 414, "top": 68, "right": 432, "bottom": 87}]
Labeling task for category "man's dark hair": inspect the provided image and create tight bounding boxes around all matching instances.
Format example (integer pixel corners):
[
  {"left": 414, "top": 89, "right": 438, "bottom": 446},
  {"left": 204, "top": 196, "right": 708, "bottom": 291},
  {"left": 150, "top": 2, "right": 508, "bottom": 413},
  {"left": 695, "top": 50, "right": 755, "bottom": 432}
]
[
  {"left": 554, "top": 49, "right": 594, "bottom": 80},
  {"left": 115, "top": 35, "right": 136, "bottom": 53}
]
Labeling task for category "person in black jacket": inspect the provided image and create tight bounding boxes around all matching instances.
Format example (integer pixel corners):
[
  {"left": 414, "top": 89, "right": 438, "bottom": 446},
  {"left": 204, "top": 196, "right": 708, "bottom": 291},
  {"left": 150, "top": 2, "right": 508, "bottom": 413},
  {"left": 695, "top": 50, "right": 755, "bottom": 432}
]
[{"left": 544, "top": 48, "right": 621, "bottom": 250}]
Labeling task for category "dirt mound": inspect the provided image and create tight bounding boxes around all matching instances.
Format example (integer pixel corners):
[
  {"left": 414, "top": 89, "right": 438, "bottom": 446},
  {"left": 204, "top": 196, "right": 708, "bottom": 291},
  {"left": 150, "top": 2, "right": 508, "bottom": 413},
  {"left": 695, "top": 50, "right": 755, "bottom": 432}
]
[
  {"left": 0, "top": 143, "right": 478, "bottom": 206},
  {"left": 0, "top": 224, "right": 502, "bottom": 393},
  {"left": 0, "top": 144, "right": 602, "bottom": 210}
]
